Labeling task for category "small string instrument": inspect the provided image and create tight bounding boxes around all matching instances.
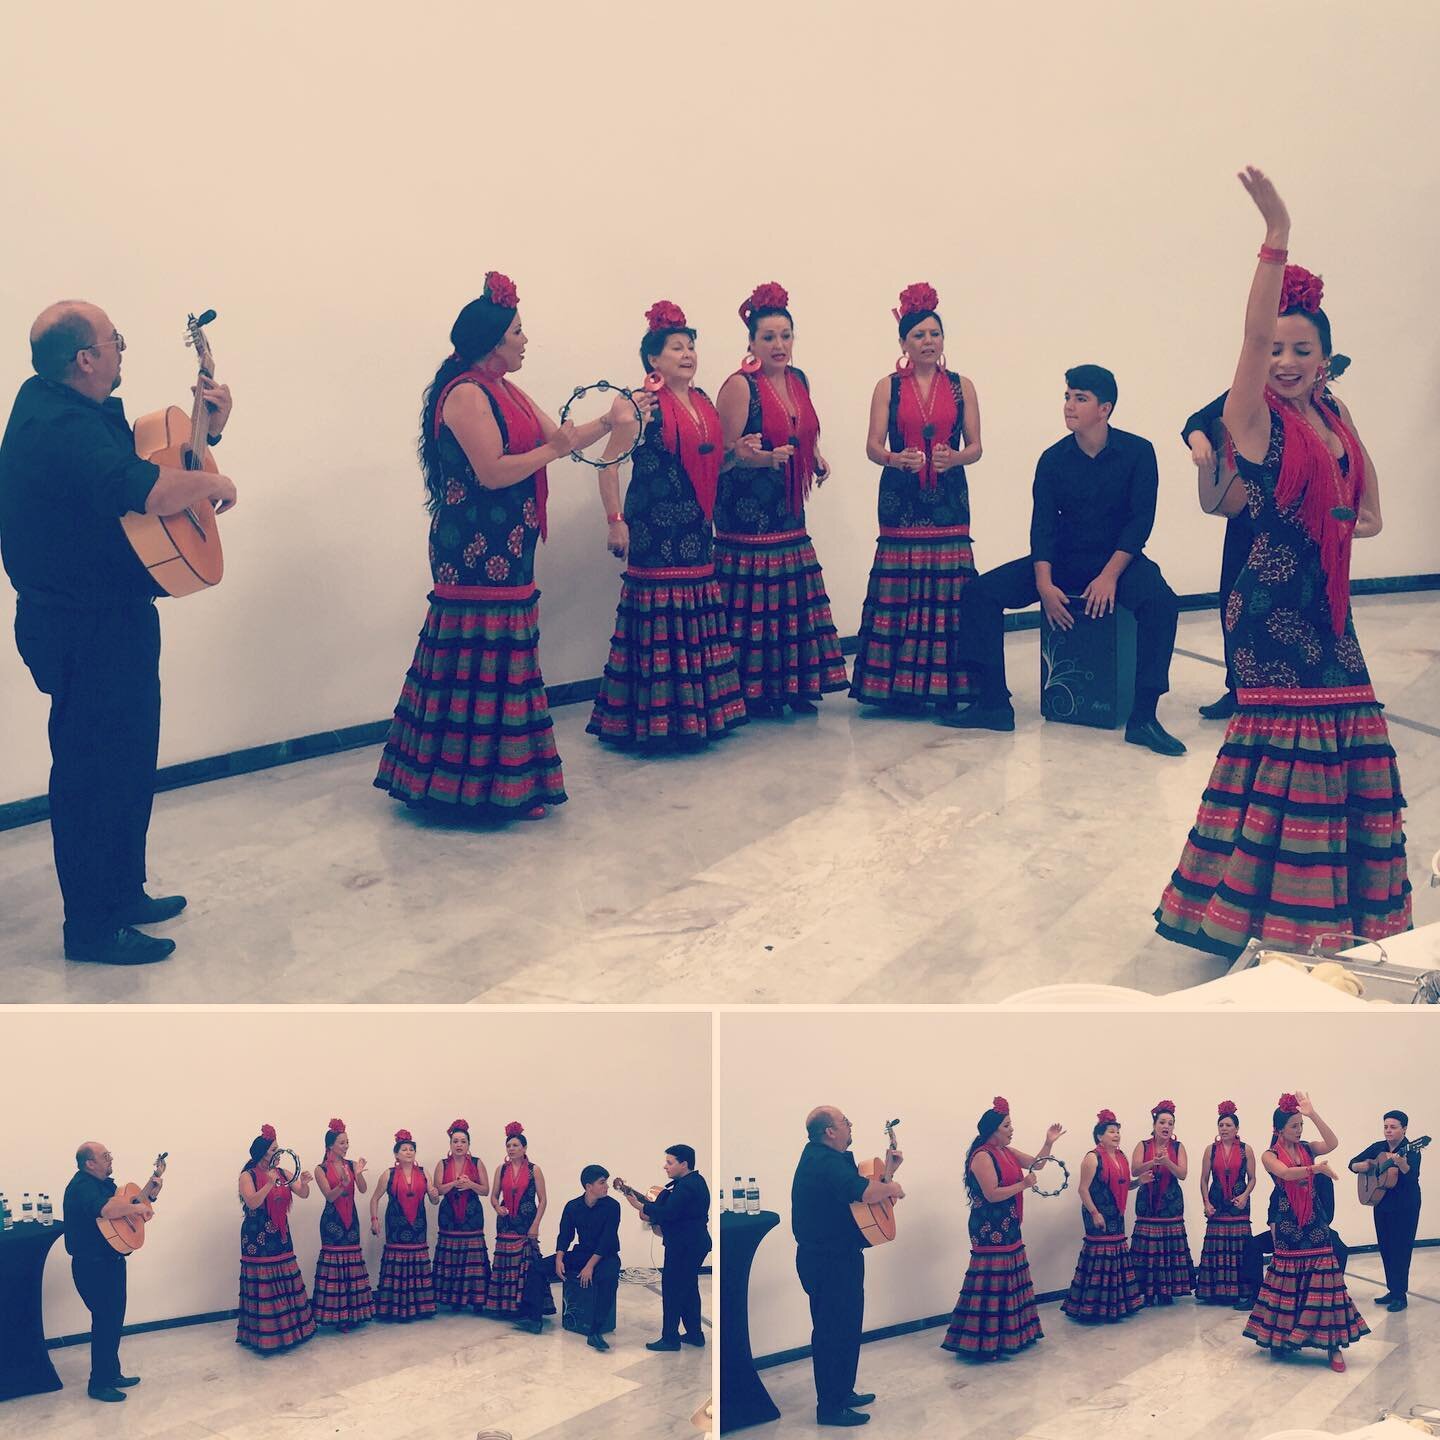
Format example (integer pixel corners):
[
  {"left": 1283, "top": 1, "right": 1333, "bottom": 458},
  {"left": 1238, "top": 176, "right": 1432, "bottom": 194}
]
[
  {"left": 612, "top": 1176, "right": 664, "bottom": 1231},
  {"left": 121, "top": 310, "right": 225, "bottom": 595},
  {"left": 850, "top": 1118, "right": 901, "bottom": 1246},
  {"left": 1358, "top": 1135, "right": 1429, "bottom": 1206},
  {"left": 96, "top": 1152, "right": 167, "bottom": 1254}
]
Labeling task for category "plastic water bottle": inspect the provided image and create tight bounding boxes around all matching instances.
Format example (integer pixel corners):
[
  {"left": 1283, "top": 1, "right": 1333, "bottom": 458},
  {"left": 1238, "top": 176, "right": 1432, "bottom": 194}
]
[
  {"left": 731, "top": 1176, "right": 745, "bottom": 1214},
  {"left": 0, "top": 1193, "right": 12, "bottom": 1230},
  {"left": 20, "top": 1192, "right": 35, "bottom": 1223},
  {"left": 39, "top": 1194, "right": 53, "bottom": 1226},
  {"left": 746, "top": 1178, "right": 759, "bottom": 1215}
]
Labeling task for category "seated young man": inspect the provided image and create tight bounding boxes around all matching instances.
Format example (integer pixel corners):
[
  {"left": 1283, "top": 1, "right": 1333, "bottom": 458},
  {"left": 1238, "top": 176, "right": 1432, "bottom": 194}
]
[
  {"left": 945, "top": 363, "right": 1186, "bottom": 756},
  {"left": 517, "top": 1164, "right": 622, "bottom": 1349}
]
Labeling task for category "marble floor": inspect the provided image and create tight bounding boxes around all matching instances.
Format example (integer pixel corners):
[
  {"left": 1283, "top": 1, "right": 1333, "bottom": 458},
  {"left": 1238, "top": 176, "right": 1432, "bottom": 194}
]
[
  {"left": 0, "top": 1275, "right": 710, "bottom": 1440},
  {"left": 744, "top": 1250, "right": 1439, "bottom": 1440},
  {"left": 1, "top": 596, "right": 1436, "bottom": 1004}
]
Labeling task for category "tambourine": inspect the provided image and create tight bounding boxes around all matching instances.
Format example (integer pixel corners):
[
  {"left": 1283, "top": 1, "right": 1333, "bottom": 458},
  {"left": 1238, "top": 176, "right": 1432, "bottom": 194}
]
[
  {"left": 558, "top": 381, "right": 646, "bottom": 468},
  {"left": 271, "top": 1149, "right": 302, "bottom": 1186},
  {"left": 1029, "top": 1156, "right": 1070, "bottom": 1198}
]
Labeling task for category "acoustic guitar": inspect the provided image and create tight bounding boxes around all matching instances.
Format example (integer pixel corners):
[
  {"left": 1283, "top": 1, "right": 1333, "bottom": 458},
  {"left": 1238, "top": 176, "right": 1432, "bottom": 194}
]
[
  {"left": 1358, "top": 1135, "right": 1429, "bottom": 1207},
  {"left": 96, "top": 1152, "right": 167, "bottom": 1254},
  {"left": 121, "top": 310, "right": 225, "bottom": 595},
  {"left": 850, "top": 1118, "right": 901, "bottom": 1247},
  {"left": 1197, "top": 416, "right": 1246, "bottom": 517},
  {"left": 612, "top": 1176, "right": 664, "bottom": 1232}
]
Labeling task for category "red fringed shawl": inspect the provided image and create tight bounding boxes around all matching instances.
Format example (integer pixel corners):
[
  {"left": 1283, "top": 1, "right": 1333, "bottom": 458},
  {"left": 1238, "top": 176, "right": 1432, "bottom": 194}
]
[
  {"left": 1145, "top": 1138, "right": 1178, "bottom": 1204},
  {"left": 896, "top": 369, "right": 960, "bottom": 490},
  {"left": 981, "top": 1141, "right": 1025, "bottom": 1222},
  {"left": 499, "top": 1157, "right": 532, "bottom": 1221},
  {"left": 324, "top": 1158, "right": 354, "bottom": 1233},
  {"left": 443, "top": 1155, "right": 480, "bottom": 1224},
  {"left": 1097, "top": 1145, "right": 1131, "bottom": 1218},
  {"left": 656, "top": 385, "right": 722, "bottom": 520},
  {"left": 254, "top": 1163, "right": 292, "bottom": 1244},
  {"left": 437, "top": 369, "right": 549, "bottom": 540},
  {"left": 748, "top": 369, "right": 821, "bottom": 516},
  {"left": 1213, "top": 1140, "right": 1244, "bottom": 1202},
  {"left": 1273, "top": 1139, "right": 1315, "bottom": 1228},
  {"left": 389, "top": 1162, "right": 428, "bottom": 1227}
]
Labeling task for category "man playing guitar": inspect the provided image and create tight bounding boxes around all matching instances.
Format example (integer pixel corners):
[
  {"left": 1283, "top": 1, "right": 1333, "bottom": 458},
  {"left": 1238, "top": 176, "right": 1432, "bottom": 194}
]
[
  {"left": 791, "top": 1106, "right": 904, "bottom": 1429},
  {"left": 61, "top": 1141, "right": 166, "bottom": 1402},
  {"left": 1350, "top": 1110, "right": 1426, "bottom": 1311},
  {"left": 0, "top": 301, "right": 237, "bottom": 966}
]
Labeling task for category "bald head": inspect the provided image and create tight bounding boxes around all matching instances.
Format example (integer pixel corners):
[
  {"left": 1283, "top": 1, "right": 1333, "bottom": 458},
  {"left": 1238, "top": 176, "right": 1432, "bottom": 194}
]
[
  {"left": 30, "top": 301, "right": 106, "bottom": 382},
  {"left": 805, "top": 1106, "right": 845, "bottom": 1145},
  {"left": 76, "top": 1141, "right": 112, "bottom": 1178}
]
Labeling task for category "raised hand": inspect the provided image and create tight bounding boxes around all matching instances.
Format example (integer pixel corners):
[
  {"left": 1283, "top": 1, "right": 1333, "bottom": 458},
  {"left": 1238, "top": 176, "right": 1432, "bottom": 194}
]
[
  {"left": 1237, "top": 165, "right": 1290, "bottom": 238},
  {"left": 354, "top": 1158, "right": 367, "bottom": 1176},
  {"left": 1294, "top": 1092, "right": 1315, "bottom": 1118},
  {"left": 1045, "top": 1124, "right": 1066, "bottom": 1146}
]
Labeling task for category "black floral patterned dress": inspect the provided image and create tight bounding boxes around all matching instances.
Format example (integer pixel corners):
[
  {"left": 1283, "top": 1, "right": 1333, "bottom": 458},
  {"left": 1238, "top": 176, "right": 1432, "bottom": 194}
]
[
  {"left": 713, "top": 371, "right": 847, "bottom": 710},
  {"left": 374, "top": 1164, "right": 435, "bottom": 1322},
  {"left": 236, "top": 1165, "right": 316, "bottom": 1353},
  {"left": 941, "top": 1145, "right": 1042, "bottom": 1358},
  {"left": 375, "top": 379, "right": 566, "bottom": 815},
  {"left": 1157, "top": 396, "right": 1410, "bottom": 954},
  {"left": 1061, "top": 1150, "right": 1143, "bottom": 1323},
  {"left": 312, "top": 1158, "right": 374, "bottom": 1329},
  {"left": 433, "top": 1157, "right": 491, "bottom": 1309},
  {"left": 1130, "top": 1141, "right": 1195, "bottom": 1303},
  {"left": 850, "top": 370, "right": 977, "bottom": 707},
  {"left": 587, "top": 401, "right": 747, "bottom": 747},
  {"left": 482, "top": 1164, "right": 555, "bottom": 1317},
  {"left": 1244, "top": 1143, "right": 1368, "bottom": 1353},
  {"left": 1195, "top": 1142, "right": 1251, "bottom": 1302}
]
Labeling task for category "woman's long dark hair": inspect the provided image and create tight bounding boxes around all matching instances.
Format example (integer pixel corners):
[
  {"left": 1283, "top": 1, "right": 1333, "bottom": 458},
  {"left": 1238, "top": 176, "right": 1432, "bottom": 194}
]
[
  {"left": 418, "top": 295, "right": 516, "bottom": 514},
  {"left": 240, "top": 1133, "right": 271, "bottom": 1175},
  {"left": 963, "top": 1107, "right": 1006, "bottom": 1206}
]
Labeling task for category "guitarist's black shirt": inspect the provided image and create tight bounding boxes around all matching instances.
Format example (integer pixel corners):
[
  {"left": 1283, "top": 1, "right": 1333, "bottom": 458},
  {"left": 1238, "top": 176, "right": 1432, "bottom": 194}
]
[
  {"left": 62, "top": 1170, "right": 121, "bottom": 1264},
  {"left": 0, "top": 376, "right": 161, "bottom": 607},
  {"left": 1351, "top": 1140, "right": 1423, "bottom": 1207},
  {"left": 792, "top": 1141, "right": 870, "bottom": 1253},
  {"left": 642, "top": 1171, "right": 711, "bottom": 1253}
]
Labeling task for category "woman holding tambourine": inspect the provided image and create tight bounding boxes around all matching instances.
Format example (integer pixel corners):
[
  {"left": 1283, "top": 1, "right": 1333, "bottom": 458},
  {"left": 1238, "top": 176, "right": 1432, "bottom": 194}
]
[
  {"left": 941, "top": 1098, "right": 1063, "bottom": 1360},
  {"left": 712, "top": 282, "right": 848, "bottom": 716},
  {"left": 1061, "top": 1109, "right": 1160, "bottom": 1324},
  {"left": 587, "top": 300, "right": 747, "bottom": 749},
  {"left": 312, "top": 1117, "right": 374, "bottom": 1332},
  {"left": 375, "top": 270, "right": 645, "bottom": 821},
  {"left": 1129, "top": 1100, "right": 1196, "bottom": 1305},
  {"left": 370, "top": 1129, "right": 438, "bottom": 1322},
  {"left": 236, "top": 1123, "right": 317, "bottom": 1354},
  {"left": 1195, "top": 1100, "right": 1256, "bottom": 1305}
]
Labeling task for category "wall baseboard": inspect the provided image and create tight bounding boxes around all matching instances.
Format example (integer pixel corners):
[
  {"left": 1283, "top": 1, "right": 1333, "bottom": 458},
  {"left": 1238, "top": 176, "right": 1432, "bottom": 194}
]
[
  {"left": 4, "top": 573, "right": 1434, "bottom": 834},
  {"left": 752, "top": 1237, "right": 1432, "bottom": 1370}
]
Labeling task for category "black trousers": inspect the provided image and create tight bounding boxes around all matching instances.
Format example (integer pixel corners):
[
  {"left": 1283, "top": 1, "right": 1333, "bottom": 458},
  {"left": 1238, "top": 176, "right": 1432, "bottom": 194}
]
[
  {"left": 71, "top": 1256, "right": 127, "bottom": 1387},
  {"left": 1239, "top": 1229, "right": 1350, "bottom": 1296},
  {"left": 1216, "top": 511, "right": 1254, "bottom": 692},
  {"left": 955, "top": 552, "right": 1178, "bottom": 706},
  {"left": 14, "top": 598, "right": 161, "bottom": 941},
  {"left": 527, "top": 1248, "right": 620, "bottom": 1329},
  {"left": 796, "top": 1245, "right": 864, "bottom": 1418},
  {"left": 660, "top": 1236, "right": 708, "bottom": 1340},
  {"left": 1374, "top": 1198, "right": 1421, "bottom": 1297}
]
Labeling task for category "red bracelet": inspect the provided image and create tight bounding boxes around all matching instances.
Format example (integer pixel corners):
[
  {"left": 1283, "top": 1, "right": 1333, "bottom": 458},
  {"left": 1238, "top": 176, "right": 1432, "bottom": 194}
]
[
  {"left": 606, "top": 512, "right": 623, "bottom": 524},
  {"left": 1258, "top": 244, "right": 1289, "bottom": 264}
]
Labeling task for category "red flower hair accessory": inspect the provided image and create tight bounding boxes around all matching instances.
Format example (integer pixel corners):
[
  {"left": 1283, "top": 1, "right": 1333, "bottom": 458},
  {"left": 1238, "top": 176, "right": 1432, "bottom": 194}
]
[
  {"left": 991, "top": 1096, "right": 1010, "bottom": 1116},
  {"left": 504, "top": 1120, "right": 525, "bottom": 1139},
  {"left": 1096, "top": 1109, "right": 1117, "bottom": 1125},
  {"left": 645, "top": 300, "right": 688, "bottom": 332},
  {"left": 893, "top": 281, "right": 940, "bottom": 322},
  {"left": 327, "top": 1117, "right": 345, "bottom": 1135},
  {"left": 1277, "top": 1093, "right": 1300, "bottom": 1114},
  {"left": 1152, "top": 1100, "right": 1176, "bottom": 1117},
  {"left": 1279, "top": 265, "right": 1323, "bottom": 314},
  {"left": 484, "top": 271, "right": 519, "bottom": 309},
  {"left": 448, "top": 1118, "right": 470, "bottom": 1134},
  {"left": 394, "top": 1128, "right": 414, "bottom": 1144},
  {"left": 1217, "top": 1101, "right": 1238, "bottom": 1118},
  {"left": 259, "top": 1123, "right": 276, "bottom": 1142},
  {"left": 739, "top": 281, "right": 789, "bottom": 325}
]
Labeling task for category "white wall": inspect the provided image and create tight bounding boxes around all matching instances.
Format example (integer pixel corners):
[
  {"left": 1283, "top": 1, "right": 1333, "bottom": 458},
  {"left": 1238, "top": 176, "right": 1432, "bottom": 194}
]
[
  {"left": 0, "top": 1007, "right": 711, "bottom": 1336},
  {"left": 719, "top": 1009, "right": 1439, "bottom": 1358},
  {"left": 3, "top": 1, "right": 1437, "bottom": 803}
]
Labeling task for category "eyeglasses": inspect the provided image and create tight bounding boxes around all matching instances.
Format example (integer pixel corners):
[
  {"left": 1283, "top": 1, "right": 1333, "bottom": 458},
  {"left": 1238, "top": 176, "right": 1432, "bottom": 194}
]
[{"left": 83, "top": 332, "right": 126, "bottom": 357}]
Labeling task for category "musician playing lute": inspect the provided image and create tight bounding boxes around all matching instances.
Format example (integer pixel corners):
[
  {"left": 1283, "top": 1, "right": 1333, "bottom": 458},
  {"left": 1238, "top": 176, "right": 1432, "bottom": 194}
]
[{"left": 1349, "top": 1109, "right": 1425, "bottom": 1312}]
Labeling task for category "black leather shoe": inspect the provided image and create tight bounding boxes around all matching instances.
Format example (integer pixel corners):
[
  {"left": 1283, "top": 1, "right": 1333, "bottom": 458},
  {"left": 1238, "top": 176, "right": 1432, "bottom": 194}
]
[
  {"left": 1374, "top": 1293, "right": 1394, "bottom": 1306},
  {"left": 646, "top": 1337, "right": 682, "bottom": 1352},
  {"left": 680, "top": 1331, "right": 706, "bottom": 1346},
  {"left": 121, "top": 893, "right": 187, "bottom": 925},
  {"left": 817, "top": 1409, "right": 870, "bottom": 1427},
  {"left": 1124, "top": 717, "right": 1187, "bottom": 756},
  {"left": 844, "top": 1392, "right": 876, "bottom": 1408},
  {"left": 1233, "top": 1295, "right": 1255, "bottom": 1311},
  {"left": 87, "top": 1386, "right": 126, "bottom": 1403},
  {"left": 1387, "top": 1298, "right": 1408, "bottom": 1312},
  {"left": 937, "top": 704, "right": 1016, "bottom": 732},
  {"left": 512, "top": 1318, "right": 544, "bottom": 1334},
  {"left": 114, "top": 1375, "right": 141, "bottom": 1388},
  {"left": 1198, "top": 692, "right": 1237, "bottom": 720},
  {"left": 587, "top": 1331, "right": 610, "bottom": 1351},
  {"left": 65, "top": 928, "right": 176, "bottom": 965}
]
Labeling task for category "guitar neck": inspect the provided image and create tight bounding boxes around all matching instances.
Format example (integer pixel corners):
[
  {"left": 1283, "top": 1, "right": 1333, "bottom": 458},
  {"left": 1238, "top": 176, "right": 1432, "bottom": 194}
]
[{"left": 188, "top": 366, "right": 211, "bottom": 466}]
